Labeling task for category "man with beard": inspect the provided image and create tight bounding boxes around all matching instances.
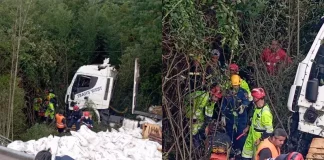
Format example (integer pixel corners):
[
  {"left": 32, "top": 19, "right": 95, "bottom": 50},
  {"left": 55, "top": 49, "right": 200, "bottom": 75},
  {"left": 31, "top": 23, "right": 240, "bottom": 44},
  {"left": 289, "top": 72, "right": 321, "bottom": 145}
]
[{"left": 255, "top": 128, "right": 288, "bottom": 160}]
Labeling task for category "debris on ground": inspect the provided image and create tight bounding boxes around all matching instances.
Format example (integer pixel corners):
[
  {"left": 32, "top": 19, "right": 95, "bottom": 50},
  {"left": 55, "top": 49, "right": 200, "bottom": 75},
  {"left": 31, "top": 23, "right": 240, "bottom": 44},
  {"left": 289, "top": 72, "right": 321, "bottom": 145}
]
[{"left": 7, "top": 121, "right": 162, "bottom": 160}]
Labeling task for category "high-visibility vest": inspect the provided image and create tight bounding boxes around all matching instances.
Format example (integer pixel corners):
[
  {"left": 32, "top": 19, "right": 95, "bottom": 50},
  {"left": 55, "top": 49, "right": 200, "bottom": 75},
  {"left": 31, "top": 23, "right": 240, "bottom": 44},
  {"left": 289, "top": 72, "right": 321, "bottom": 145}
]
[
  {"left": 55, "top": 114, "right": 65, "bottom": 129},
  {"left": 255, "top": 138, "right": 280, "bottom": 160},
  {"left": 33, "top": 98, "right": 42, "bottom": 111}
]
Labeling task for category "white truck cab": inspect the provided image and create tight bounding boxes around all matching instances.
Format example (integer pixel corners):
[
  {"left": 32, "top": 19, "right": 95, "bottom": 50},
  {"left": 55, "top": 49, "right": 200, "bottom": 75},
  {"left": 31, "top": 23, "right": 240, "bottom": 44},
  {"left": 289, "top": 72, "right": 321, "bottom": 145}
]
[
  {"left": 287, "top": 22, "right": 324, "bottom": 137},
  {"left": 65, "top": 58, "right": 118, "bottom": 122},
  {"left": 65, "top": 58, "right": 162, "bottom": 124}
]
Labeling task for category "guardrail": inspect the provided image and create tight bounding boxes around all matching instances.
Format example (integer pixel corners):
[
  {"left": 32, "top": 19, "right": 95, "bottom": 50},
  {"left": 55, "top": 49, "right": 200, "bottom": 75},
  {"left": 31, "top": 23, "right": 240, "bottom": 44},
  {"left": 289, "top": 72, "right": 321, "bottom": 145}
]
[
  {"left": 0, "top": 146, "right": 34, "bottom": 160},
  {"left": 0, "top": 134, "right": 12, "bottom": 146}
]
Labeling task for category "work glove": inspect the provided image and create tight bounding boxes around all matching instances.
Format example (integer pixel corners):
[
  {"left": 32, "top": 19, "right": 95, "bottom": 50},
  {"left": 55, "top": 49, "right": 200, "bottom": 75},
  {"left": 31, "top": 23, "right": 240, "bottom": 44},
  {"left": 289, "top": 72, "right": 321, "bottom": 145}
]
[
  {"left": 237, "top": 105, "right": 246, "bottom": 114},
  {"left": 221, "top": 115, "right": 226, "bottom": 127},
  {"left": 248, "top": 94, "right": 253, "bottom": 101}
]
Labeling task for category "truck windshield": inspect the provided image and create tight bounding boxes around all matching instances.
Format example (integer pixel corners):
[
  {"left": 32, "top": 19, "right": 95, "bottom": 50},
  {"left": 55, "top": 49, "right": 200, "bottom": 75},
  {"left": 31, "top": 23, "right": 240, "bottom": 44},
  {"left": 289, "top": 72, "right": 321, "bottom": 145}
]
[{"left": 72, "top": 75, "right": 98, "bottom": 93}]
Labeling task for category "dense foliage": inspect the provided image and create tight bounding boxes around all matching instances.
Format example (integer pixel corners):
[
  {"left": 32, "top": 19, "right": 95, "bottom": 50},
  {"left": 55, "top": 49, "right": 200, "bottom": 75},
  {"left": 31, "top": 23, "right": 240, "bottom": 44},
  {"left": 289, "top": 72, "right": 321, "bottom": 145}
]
[
  {"left": 163, "top": 0, "right": 324, "bottom": 159},
  {"left": 0, "top": 0, "right": 161, "bottom": 140}
]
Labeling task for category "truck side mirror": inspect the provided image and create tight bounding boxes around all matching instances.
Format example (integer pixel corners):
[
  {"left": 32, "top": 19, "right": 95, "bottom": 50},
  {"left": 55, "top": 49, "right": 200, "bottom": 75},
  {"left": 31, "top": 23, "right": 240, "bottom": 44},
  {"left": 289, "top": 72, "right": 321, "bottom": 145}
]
[{"left": 306, "top": 78, "right": 318, "bottom": 103}]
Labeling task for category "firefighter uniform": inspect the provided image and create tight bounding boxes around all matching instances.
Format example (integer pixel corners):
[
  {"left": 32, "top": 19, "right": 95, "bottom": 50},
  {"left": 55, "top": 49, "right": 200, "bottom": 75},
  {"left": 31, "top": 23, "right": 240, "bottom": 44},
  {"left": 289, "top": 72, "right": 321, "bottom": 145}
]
[
  {"left": 221, "top": 87, "right": 250, "bottom": 151},
  {"left": 242, "top": 104, "right": 274, "bottom": 158},
  {"left": 224, "top": 76, "right": 252, "bottom": 101},
  {"left": 185, "top": 90, "right": 215, "bottom": 149},
  {"left": 45, "top": 101, "right": 55, "bottom": 120},
  {"left": 33, "top": 98, "right": 43, "bottom": 118},
  {"left": 33, "top": 98, "right": 42, "bottom": 112}
]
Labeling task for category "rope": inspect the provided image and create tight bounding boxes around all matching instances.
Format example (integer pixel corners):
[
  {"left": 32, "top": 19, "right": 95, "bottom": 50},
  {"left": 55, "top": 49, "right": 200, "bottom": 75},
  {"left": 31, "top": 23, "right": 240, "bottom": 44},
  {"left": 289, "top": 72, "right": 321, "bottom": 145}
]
[{"left": 109, "top": 106, "right": 128, "bottom": 114}]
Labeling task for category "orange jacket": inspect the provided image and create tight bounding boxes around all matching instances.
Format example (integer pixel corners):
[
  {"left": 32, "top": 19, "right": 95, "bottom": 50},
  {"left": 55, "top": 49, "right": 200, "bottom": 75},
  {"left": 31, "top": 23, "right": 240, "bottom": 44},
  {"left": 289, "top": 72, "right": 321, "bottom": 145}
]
[
  {"left": 255, "top": 138, "right": 280, "bottom": 160},
  {"left": 55, "top": 114, "right": 65, "bottom": 129}
]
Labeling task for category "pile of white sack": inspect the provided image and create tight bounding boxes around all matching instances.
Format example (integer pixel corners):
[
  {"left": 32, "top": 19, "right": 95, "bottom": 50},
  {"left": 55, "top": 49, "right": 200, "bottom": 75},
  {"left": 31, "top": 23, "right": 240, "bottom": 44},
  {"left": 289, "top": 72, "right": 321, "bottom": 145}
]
[{"left": 7, "top": 118, "right": 162, "bottom": 160}]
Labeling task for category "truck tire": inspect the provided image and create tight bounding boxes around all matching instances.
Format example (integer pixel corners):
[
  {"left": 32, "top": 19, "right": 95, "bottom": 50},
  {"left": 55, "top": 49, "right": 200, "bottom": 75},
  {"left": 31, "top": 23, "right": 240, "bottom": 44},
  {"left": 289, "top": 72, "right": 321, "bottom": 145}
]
[
  {"left": 287, "top": 112, "right": 315, "bottom": 157},
  {"left": 99, "top": 109, "right": 110, "bottom": 125}
]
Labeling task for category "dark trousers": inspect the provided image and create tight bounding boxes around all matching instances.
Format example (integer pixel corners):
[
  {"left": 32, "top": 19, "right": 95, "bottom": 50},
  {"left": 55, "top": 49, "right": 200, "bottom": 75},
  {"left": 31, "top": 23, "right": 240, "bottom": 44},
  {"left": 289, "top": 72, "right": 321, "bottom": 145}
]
[
  {"left": 57, "top": 128, "right": 65, "bottom": 133},
  {"left": 68, "top": 119, "right": 80, "bottom": 130},
  {"left": 225, "top": 121, "right": 247, "bottom": 152}
]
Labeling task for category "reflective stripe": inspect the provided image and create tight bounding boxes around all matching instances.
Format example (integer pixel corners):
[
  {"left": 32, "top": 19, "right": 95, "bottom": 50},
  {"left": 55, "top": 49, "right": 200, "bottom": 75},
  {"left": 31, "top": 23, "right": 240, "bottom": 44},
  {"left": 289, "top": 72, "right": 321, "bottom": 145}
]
[
  {"left": 254, "top": 128, "right": 266, "bottom": 132},
  {"left": 206, "top": 75, "right": 212, "bottom": 79},
  {"left": 252, "top": 105, "right": 273, "bottom": 132},
  {"left": 266, "top": 62, "right": 276, "bottom": 66},
  {"left": 189, "top": 72, "right": 201, "bottom": 75}
]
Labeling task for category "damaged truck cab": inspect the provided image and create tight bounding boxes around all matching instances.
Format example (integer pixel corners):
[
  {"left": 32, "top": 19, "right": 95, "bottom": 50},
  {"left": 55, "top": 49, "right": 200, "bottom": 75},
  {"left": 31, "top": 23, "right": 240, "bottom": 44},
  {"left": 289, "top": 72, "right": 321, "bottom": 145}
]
[
  {"left": 65, "top": 58, "right": 162, "bottom": 125},
  {"left": 65, "top": 58, "right": 118, "bottom": 123},
  {"left": 287, "top": 21, "right": 324, "bottom": 155}
]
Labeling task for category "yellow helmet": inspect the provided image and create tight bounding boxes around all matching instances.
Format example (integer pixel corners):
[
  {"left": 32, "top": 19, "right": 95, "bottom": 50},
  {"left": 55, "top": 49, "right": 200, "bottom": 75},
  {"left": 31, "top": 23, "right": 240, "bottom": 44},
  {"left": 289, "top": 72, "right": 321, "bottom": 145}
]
[
  {"left": 46, "top": 95, "right": 51, "bottom": 101},
  {"left": 231, "top": 75, "right": 241, "bottom": 86}
]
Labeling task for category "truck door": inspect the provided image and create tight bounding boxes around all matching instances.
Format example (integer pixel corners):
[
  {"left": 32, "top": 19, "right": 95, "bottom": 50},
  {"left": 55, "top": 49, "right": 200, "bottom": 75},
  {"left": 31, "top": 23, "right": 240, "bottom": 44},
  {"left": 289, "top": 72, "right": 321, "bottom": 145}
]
[
  {"left": 102, "top": 77, "right": 114, "bottom": 108},
  {"left": 68, "top": 74, "right": 98, "bottom": 109}
]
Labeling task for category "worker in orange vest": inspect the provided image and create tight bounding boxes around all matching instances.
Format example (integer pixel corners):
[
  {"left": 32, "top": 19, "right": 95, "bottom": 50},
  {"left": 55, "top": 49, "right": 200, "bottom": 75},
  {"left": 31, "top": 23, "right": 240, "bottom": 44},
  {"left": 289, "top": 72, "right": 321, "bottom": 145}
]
[
  {"left": 255, "top": 128, "right": 288, "bottom": 160},
  {"left": 55, "top": 110, "right": 66, "bottom": 134}
]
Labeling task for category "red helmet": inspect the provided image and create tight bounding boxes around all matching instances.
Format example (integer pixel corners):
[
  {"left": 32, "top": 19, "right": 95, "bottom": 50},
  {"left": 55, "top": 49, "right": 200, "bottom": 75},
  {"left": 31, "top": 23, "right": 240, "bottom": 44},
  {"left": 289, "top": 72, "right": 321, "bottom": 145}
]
[
  {"left": 229, "top": 63, "right": 239, "bottom": 72},
  {"left": 210, "top": 86, "right": 222, "bottom": 99},
  {"left": 251, "top": 88, "right": 266, "bottom": 99},
  {"left": 286, "top": 152, "right": 304, "bottom": 160},
  {"left": 73, "top": 105, "right": 79, "bottom": 111},
  {"left": 83, "top": 111, "right": 90, "bottom": 117}
]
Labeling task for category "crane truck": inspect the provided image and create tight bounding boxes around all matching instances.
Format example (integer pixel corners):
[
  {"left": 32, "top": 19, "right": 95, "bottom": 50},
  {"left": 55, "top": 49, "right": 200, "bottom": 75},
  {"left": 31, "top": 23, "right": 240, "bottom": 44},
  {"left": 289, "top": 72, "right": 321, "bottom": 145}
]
[
  {"left": 64, "top": 58, "right": 162, "bottom": 125},
  {"left": 287, "top": 19, "right": 324, "bottom": 158}
]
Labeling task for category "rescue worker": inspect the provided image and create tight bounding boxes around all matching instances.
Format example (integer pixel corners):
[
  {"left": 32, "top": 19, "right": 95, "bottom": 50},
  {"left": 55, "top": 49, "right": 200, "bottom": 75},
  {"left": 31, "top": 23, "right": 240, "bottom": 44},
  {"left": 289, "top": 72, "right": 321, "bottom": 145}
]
[
  {"left": 220, "top": 74, "right": 250, "bottom": 154},
  {"left": 229, "top": 63, "right": 253, "bottom": 101},
  {"left": 44, "top": 95, "right": 55, "bottom": 123},
  {"left": 33, "top": 96, "right": 43, "bottom": 121},
  {"left": 205, "top": 49, "right": 225, "bottom": 86},
  {"left": 261, "top": 40, "right": 292, "bottom": 75},
  {"left": 206, "top": 85, "right": 223, "bottom": 147},
  {"left": 81, "top": 111, "right": 93, "bottom": 129},
  {"left": 67, "top": 105, "right": 83, "bottom": 131},
  {"left": 241, "top": 88, "right": 274, "bottom": 160},
  {"left": 255, "top": 128, "right": 288, "bottom": 160},
  {"left": 273, "top": 152, "right": 304, "bottom": 160},
  {"left": 45, "top": 89, "right": 58, "bottom": 107},
  {"left": 229, "top": 63, "right": 255, "bottom": 121},
  {"left": 185, "top": 85, "right": 222, "bottom": 153},
  {"left": 45, "top": 89, "right": 56, "bottom": 100},
  {"left": 55, "top": 110, "right": 66, "bottom": 134}
]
